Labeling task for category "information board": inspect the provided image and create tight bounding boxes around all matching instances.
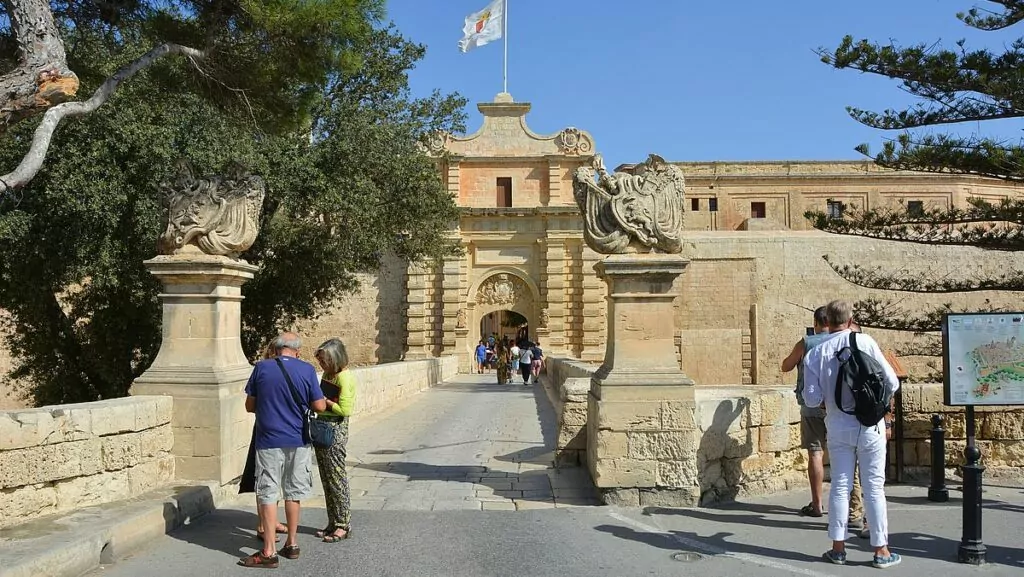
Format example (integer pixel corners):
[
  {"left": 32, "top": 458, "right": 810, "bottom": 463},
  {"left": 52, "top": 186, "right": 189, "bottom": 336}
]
[{"left": 943, "top": 313, "right": 1024, "bottom": 406}]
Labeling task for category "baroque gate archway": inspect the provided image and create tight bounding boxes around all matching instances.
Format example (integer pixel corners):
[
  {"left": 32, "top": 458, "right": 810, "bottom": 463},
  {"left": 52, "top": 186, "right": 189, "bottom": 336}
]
[{"left": 457, "top": 269, "right": 540, "bottom": 370}]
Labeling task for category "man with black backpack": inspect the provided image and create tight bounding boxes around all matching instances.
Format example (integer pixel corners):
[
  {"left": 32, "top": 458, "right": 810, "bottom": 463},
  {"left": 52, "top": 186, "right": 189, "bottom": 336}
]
[{"left": 803, "top": 300, "right": 901, "bottom": 569}]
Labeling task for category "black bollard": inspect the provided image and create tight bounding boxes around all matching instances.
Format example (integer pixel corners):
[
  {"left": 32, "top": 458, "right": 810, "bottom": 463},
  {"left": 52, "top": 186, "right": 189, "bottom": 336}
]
[
  {"left": 927, "top": 414, "right": 949, "bottom": 502},
  {"left": 958, "top": 406, "right": 986, "bottom": 565}
]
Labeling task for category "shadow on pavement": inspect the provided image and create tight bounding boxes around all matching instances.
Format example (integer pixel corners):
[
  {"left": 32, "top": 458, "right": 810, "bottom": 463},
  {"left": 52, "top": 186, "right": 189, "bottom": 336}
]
[
  {"left": 642, "top": 504, "right": 829, "bottom": 533},
  {"left": 885, "top": 531, "right": 1023, "bottom": 567},
  {"left": 594, "top": 523, "right": 825, "bottom": 565},
  {"left": 167, "top": 508, "right": 261, "bottom": 559}
]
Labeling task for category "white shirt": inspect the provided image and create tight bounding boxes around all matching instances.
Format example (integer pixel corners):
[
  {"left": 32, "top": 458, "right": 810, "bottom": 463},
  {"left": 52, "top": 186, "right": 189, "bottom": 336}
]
[
  {"left": 802, "top": 329, "right": 900, "bottom": 433},
  {"left": 510, "top": 346, "right": 520, "bottom": 358}
]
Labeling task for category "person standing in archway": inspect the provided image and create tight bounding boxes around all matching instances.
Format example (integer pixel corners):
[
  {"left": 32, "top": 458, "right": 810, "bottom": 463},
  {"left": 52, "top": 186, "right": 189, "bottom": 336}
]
[
  {"left": 509, "top": 340, "right": 521, "bottom": 378},
  {"left": 474, "top": 340, "right": 487, "bottom": 374},
  {"left": 495, "top": 340, "right": 510, "bottom": 384}
]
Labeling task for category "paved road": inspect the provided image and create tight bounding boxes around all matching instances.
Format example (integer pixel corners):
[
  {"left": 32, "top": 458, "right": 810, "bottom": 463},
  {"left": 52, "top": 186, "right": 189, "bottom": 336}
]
[{"left": 86, "top": 373, "right": 1024, "bottom": 577}]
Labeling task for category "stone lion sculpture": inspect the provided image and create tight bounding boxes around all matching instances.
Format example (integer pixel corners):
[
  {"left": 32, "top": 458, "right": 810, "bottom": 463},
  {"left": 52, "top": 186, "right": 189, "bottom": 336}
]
[
  {"left": 572, "top": 153, "right": 685, "bottom": 254},
  {"left": 157, "top": 161, "right": 266, "bottom": 258}
]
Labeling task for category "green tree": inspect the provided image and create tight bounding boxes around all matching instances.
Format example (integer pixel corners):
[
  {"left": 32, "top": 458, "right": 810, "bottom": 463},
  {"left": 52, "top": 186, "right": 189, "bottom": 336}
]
[
  {"left": 0, "top": 0, "right": 384, "bottom": 194},
  {"left": 808, "top": 1, "right": 1024, "bottom": 370},
  {"left": 0, "top": 26, "right": 465, "bottom": 406}
]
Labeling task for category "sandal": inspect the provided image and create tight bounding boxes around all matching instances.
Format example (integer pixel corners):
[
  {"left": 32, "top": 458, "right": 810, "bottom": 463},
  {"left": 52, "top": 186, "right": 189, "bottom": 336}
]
[
  {"left": 800, "top": 503, "right": 824, "bottom": 518},
  {"left": 322, "top": 528, "right": 352, "bottom": 543},
  {"left": 315, "top": 526, "right": 335, "bottom": 538},
  {"left": 278, "top": 544, "right": 300, "bottom": 560},
  {"left": 238, "top": 551, "right": 280, "bottom": 568}
]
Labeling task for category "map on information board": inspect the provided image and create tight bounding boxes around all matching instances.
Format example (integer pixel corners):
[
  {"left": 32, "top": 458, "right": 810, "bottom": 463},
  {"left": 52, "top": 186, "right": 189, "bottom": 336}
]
[{"left": 944, "top": 313, "right": 1024, "bottom": 406}]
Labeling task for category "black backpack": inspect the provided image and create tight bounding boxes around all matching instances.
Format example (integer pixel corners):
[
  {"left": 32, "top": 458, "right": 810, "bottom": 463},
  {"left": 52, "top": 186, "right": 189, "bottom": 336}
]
[{"left": 834, "top": 332, "right": 892, "bottom": 427}]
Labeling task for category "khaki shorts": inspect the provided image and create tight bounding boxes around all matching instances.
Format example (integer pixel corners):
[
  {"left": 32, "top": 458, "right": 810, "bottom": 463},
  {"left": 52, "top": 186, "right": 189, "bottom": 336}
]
[
  {"left": 800, "top": 415, "right": 827, "bottom": 452},
  {"left": 255, "top": 446, "right": 314, "bottom": 504}
]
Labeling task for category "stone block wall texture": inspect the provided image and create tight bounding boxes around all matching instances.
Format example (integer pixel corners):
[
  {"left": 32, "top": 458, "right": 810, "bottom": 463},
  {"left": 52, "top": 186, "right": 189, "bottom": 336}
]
[
  {"left": 350, "top": 356, "right": 459, "bottom": 418},
  {"left": 899, "top": 383, "right": 1024, "bottom": 479},
  {"left": 0, "top": 396, "right": 174, "bottom": 528},
  {"left": 295, "top": 254, "right": 409, "bottom": 367},
  {"left": 544, "top": 358, "right": 596, "bottom": 466}
]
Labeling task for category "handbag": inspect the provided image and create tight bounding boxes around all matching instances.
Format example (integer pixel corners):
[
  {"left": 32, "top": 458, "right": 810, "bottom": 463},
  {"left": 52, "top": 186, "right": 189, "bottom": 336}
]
[{"left": 274, "top": 358, "right": 335, "bottom": 448}]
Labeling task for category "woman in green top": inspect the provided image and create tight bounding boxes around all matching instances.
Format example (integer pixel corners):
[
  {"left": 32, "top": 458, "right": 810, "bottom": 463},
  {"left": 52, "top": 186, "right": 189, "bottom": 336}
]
[{"left": 313, "top": 338, "right": 356, "bottom": 543}]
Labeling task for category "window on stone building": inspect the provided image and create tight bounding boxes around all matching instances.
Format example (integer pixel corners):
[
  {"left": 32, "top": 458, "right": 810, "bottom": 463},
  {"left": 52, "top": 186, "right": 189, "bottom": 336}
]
[
  {"left": 709, "top": 198, "right": 718, "bottom": 212},
  {"left": 826, "top": 200, "right": 845, "bottom": 219},
  {"left": 751, "top": 202, "right": 766, "bottom": 219},
  {"left": 907, "top": 200, "right": 924, "bottom": 217},
  {"left": 496, "top": 177, "right": 512, "bottom": 207},
  {"left": 691, "top": 198, "right": 700, "bottom": 211}
]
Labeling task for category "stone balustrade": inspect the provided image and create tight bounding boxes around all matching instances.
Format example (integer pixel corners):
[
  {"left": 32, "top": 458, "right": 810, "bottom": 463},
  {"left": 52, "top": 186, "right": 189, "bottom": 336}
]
[
  {"left": 351, "top": 356, "right": 459, "bottom": 418},
  {"left": 0, "top": 396, "right": 174, "bottom": 529}
]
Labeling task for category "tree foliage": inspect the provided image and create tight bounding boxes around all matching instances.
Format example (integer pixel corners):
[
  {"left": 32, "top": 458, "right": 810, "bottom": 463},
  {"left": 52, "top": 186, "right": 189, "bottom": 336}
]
[
  {"left": 810, "top": 1, "right": 1024, "bottom": 346},
  {"left": 0, "top": 25, "right": 465, "bottom": 406}
]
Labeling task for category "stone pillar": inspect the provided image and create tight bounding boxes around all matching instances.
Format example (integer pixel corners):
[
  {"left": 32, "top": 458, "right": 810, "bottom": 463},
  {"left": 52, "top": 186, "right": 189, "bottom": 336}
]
[
  {"left": 544, "top": 238, "right": 569, "bottom": 357},
  {"left": 587, "top": 253, "right": 700, "bottom": 507},
  {"left": 405, "top": 261, "right": 431, "bottom": 360},
  {"left": 440, "top": 255, "right": 462, "bottom": 355},
  {"left": 130, "top": 254, "right": 257, "bottom": 485},
  {"left": 579, "top": 246, "right": 606, "bottom": 362}
]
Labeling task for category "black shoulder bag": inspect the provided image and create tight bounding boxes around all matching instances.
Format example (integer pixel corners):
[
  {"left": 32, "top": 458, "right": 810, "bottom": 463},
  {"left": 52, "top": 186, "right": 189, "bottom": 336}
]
[{"left": 274, "top": 358, "right": 335, "bottom": 448}]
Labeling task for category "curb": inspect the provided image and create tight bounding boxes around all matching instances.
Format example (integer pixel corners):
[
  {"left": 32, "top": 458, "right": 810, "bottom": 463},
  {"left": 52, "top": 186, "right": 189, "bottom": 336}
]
[{"left": 0, "top": 482, "right": 237, "bottom": 577}]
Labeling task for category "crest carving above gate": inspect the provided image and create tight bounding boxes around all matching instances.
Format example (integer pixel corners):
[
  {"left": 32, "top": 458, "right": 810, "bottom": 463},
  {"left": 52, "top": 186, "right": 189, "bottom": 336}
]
[{"left": 476, "top": 273, "right": 531, "bottom": 307}]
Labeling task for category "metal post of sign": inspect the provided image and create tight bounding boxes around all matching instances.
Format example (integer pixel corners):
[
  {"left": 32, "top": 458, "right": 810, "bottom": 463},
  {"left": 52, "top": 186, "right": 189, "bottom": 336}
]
[{"left": 958, "top": 406, "right": 986, "bottom": 564}]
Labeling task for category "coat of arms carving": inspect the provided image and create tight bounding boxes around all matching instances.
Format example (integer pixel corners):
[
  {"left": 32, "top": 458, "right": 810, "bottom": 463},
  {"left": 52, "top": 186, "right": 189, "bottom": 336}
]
[{"left": 476, "top": 273, "right": 529, "bottom": 306}]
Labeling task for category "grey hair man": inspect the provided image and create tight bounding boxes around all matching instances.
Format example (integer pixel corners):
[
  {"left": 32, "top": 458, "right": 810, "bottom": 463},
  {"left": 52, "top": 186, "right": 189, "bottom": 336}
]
[
  {"left": 803, "top": 301, "right": 901, "bottom": 569},
  {"left": 240, "top": 331, "right": 326, "bottom": 568}
]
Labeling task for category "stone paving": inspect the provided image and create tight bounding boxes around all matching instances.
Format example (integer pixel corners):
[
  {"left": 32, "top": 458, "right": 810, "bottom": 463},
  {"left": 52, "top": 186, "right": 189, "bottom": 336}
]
[{"left": 306, "top": 371, "right": 601, "bottom": 512}]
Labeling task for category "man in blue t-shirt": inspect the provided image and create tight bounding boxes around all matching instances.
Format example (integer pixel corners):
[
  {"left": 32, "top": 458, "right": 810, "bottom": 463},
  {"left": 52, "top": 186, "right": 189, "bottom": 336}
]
[{"left": 241, "top": 332, "right": 325, "bottom": 568}]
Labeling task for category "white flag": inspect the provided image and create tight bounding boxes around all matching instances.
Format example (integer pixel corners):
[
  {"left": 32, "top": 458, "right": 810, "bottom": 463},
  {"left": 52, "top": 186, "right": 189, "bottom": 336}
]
[{"left": 458, "top": 0, "right": 504, "bottom": 53}]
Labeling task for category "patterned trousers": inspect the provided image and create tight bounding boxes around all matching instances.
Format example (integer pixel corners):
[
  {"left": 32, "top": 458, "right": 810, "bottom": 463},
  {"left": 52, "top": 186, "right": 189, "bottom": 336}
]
[{"left": 314, "top": 418, "right": 351, "bottom": 531}]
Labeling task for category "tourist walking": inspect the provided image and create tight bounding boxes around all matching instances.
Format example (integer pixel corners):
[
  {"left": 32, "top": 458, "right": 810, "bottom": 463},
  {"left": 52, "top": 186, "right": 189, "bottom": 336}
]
[
  {"left": 519, "top": 344, "right": 534, "bottom": 385},
  {"left": 313, "top": 338, "right": 356, "bottom": 543},
  {"left": 239, "top": 341, "right": 287, "bottom": 542},
  {"left": 475, "top": 340, "right": 487, "bottom": 374},
  {"left": 509, "top": 341, "right": 521, "bottom": 376},
  {"left": 803, "top": 301, "right": 901, "bottom": 569},
  {"left": 239, "top": 332, "right": 326, "bottom": 569},
  {"left": 530, "top": 340, "right": 544, "bottom": 384}
]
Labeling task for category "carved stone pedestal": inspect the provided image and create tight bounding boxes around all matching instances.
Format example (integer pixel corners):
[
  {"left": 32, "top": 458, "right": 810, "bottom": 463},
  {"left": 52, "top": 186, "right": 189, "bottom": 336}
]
[
  {"left": 587, "top": 254, "right": 701, "bottom": 507},
  {"left": 131, "top": 253, "right": 258, "bottom": 485}
]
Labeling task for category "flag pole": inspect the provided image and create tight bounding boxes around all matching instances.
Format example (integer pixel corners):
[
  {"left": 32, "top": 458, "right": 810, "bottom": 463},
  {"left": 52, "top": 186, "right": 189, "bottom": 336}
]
[{"left": 502, "top": 0, "right": 508, "bottom": 93}]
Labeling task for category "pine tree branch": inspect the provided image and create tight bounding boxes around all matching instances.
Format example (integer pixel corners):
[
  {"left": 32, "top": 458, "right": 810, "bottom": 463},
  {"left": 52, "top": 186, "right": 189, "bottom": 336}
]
[
  {"left": 822, "top": 255, "right": 1024, "bottom": 293},
  {"left": 806, "top": 199, "right": 1024, "bottom": 250},
  {"left": 0, "top": 42, "right": 206, "bottom": 196},
  {"left": 959, "top": 1, "right": 1024, "bottom": 30},
  {"left": 852, "top": 298, "right": 1005, "bottom": 332}
]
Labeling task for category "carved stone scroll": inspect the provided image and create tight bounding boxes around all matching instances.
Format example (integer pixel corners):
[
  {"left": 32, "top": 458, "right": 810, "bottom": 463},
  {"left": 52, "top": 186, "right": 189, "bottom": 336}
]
[{"left": 157, "top": 161, "right": 265, "bottom": 258}]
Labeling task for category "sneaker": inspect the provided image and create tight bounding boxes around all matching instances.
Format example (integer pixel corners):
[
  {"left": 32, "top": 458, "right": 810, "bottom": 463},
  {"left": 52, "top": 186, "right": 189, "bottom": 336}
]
[
  {"left": 872, "top": 552, "right": 901, "bottom": 569},
  {"left": 859, "top": 526, "right": 870, "bottom": 540},
  {"left": 823, "top": 550, "right": 847, "bottom": 565},
  {"left": 848, "top": 517, "right": 864, "bottom": 533}
]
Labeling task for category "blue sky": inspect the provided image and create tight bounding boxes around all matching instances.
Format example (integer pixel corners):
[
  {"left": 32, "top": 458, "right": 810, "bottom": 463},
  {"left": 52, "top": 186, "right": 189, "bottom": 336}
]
[{"left": 385, "top": 0, "right": 1024, "bottom": 166}]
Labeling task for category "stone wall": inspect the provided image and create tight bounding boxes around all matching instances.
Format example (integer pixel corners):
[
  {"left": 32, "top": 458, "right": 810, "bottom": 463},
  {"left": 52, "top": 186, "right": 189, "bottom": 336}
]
[
  {"left": 543, "top": 358, "right": 595, "bottom": 466},
  {"left": 294, "top": 254, "right": 409, "bottom": 366},
  {"left": 678, "top": 231, "right": 1024, "bottom": 385},
  {"left": 350, "top": 356, "right": 459, "bottom": 418},
  {"left": 0, "top": 396, "right": 174, "bottom": 528},
  {"left": 694, "top": 386, "right": 804, "bottom": 505},
  {"left": 900, "top": 383, "right": 1024, "bottom": 478}
]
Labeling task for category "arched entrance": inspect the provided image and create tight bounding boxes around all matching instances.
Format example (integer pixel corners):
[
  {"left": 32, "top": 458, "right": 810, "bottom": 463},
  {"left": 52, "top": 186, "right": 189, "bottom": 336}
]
[
  {"left": 479, "top": 310, "right": 529, "bottom": 345},
  {"left": 462, "top": 269, "right": 539, "bottom": 370}
]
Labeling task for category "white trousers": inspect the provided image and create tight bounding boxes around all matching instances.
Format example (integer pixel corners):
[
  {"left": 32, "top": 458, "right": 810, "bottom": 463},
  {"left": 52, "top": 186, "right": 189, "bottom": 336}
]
[{"left": 826, "top": 424, "right": 889, "bottom": 547}]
